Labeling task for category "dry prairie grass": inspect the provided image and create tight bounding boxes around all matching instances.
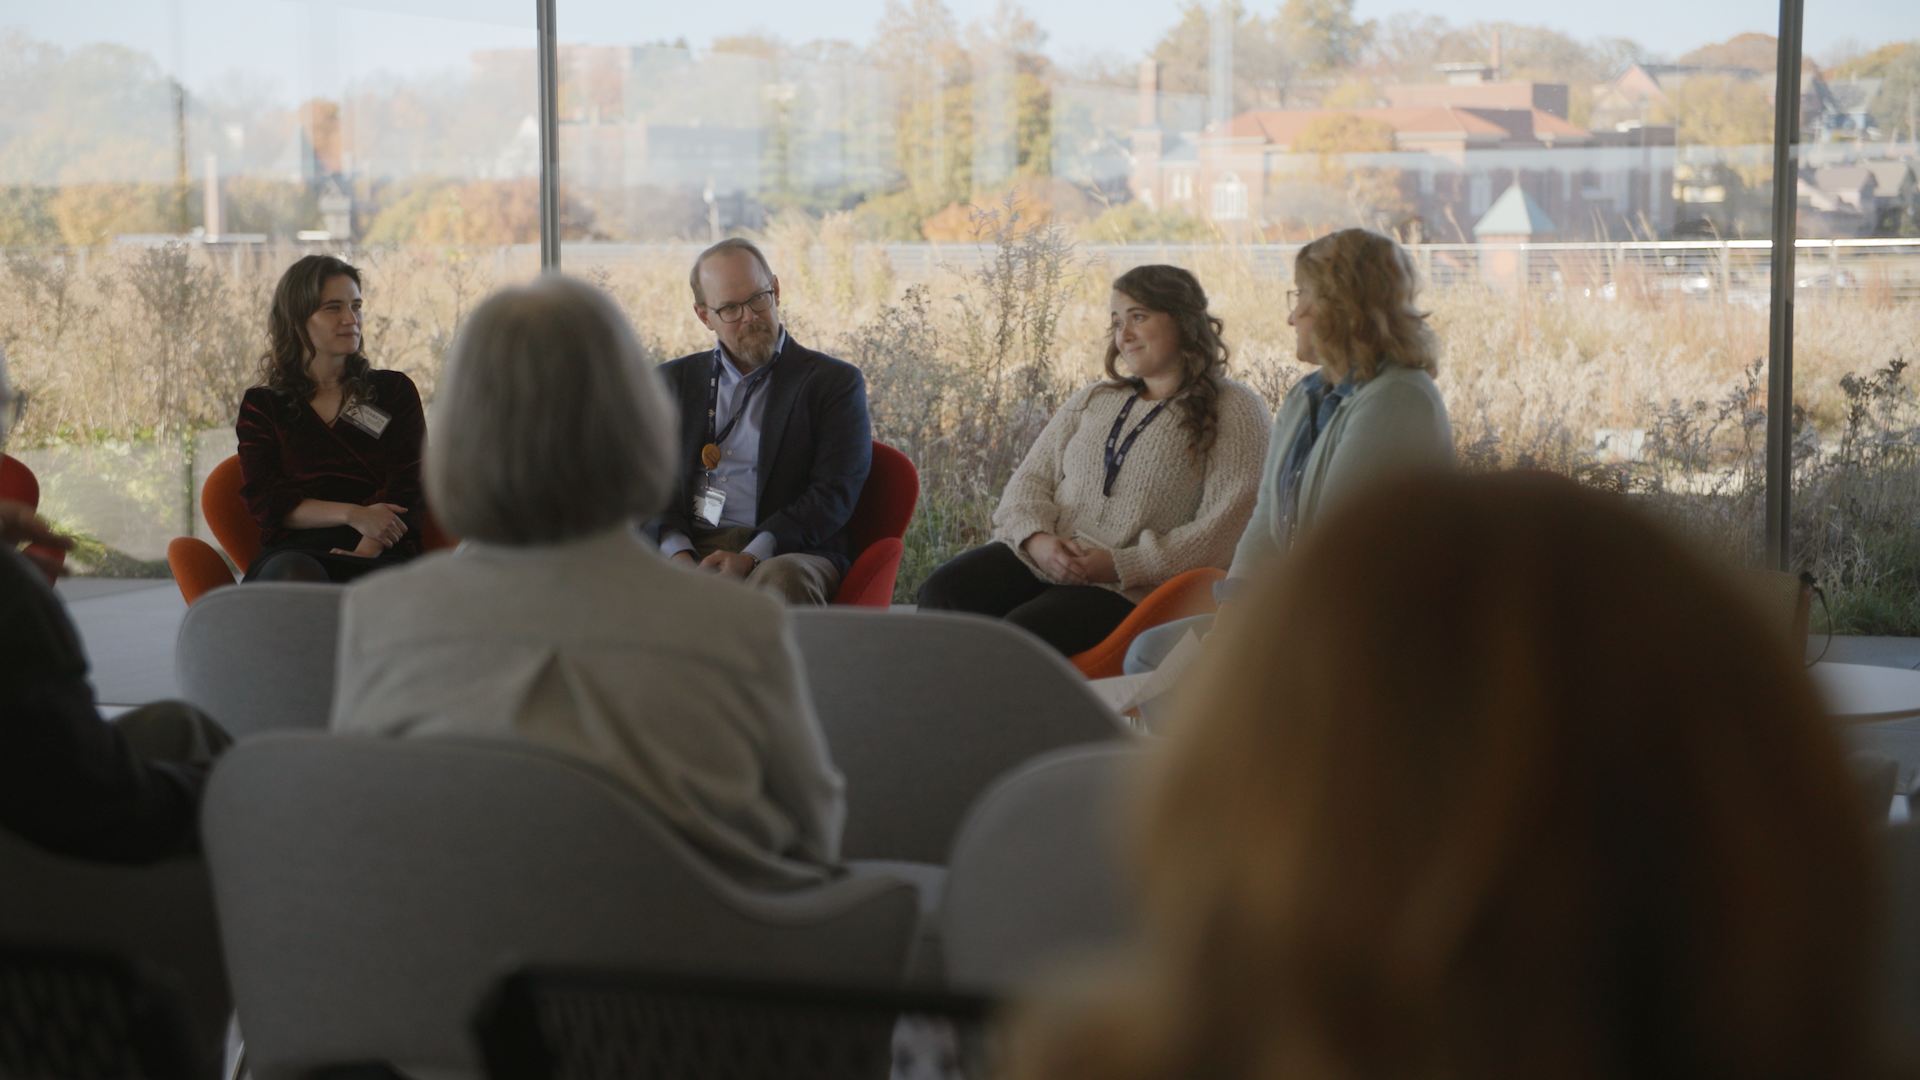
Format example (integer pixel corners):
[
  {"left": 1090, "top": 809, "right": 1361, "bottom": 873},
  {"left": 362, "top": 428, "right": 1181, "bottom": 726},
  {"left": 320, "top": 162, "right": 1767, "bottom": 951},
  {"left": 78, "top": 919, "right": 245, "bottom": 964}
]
[{"left": 5, "top": 229, "right": 1920, "bottom": 627}]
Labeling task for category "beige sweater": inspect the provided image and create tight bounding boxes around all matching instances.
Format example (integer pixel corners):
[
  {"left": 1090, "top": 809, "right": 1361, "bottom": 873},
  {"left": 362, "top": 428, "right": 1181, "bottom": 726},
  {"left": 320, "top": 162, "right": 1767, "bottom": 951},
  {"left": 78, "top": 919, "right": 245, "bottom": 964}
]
[{"left": 992, "top": 379, "right": 1271, "bottom": 602}]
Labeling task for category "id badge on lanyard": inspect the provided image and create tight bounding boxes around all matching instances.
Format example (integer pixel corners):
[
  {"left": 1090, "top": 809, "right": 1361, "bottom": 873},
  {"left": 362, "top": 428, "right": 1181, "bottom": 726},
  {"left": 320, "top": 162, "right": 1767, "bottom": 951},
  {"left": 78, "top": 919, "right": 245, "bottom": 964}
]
[
  {"left": 695, "top": 477, "right": 728, "bottom": 527},
  {"left": 697, "top": 351, "right": 770, "bottom": 527}
]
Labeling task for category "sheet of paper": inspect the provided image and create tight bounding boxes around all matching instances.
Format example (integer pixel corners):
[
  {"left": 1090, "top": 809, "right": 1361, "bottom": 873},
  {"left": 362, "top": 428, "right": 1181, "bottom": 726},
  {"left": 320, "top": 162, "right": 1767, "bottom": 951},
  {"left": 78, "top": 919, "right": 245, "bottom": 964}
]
[
  {"left": 1087, "top": 629, "right": 1205, "bottom": 716},
  {"left": 1088, "top": 673, "right": 1156, "bottom": 715},
  {"left": 1155, "top": 627, "right": 1205, "bottom": 682}
]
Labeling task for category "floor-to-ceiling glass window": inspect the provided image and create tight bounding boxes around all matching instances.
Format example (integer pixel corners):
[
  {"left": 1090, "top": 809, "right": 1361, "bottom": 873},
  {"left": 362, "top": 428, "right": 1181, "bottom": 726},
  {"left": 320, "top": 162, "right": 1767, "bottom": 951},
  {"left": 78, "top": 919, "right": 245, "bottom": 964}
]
[
  {"left": 0, "top": 0, "right": 537, "bottom": 568},
  {"left": 1791, "top": 0, "right": 1920, "bottom": 634},
  {"left": 551, "top": 0, "right": 1792, "bottom": 601}
]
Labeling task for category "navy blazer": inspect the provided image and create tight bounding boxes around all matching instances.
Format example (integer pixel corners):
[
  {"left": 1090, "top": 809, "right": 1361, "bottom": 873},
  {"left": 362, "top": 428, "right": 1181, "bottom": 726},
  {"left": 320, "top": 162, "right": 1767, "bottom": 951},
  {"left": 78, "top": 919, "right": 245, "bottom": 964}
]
[{"left": 653, "top": 334, "right": 872, "bottom": 575}]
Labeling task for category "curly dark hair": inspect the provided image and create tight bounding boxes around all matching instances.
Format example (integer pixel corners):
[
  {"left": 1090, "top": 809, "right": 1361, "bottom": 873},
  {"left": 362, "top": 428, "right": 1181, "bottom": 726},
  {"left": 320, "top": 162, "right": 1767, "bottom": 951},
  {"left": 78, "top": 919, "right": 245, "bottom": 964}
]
[
  {"left": 1102, "top": 264, "right": 1229, "bottom": 455},
  {"left": 257, "top": 255, "right": 375, "bottom": 415}
]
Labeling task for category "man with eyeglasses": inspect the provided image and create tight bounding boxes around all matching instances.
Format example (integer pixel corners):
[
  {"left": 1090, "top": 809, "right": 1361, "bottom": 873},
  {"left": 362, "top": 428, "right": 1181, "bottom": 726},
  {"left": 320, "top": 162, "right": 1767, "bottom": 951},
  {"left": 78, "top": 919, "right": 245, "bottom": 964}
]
[
  {"left": 0, "top": 345, "right": 233, "bottom": 863},
  {"left": 650, "top": 238, "right": 871, "bottom": 605}
]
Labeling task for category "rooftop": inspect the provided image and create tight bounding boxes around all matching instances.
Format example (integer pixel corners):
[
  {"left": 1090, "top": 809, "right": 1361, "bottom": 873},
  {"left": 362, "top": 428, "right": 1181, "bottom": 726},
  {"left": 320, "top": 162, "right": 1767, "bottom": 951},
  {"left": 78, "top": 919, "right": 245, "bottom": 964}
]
[{"left": 1473, "top": 182, "right": 1559, "bottom": 237}]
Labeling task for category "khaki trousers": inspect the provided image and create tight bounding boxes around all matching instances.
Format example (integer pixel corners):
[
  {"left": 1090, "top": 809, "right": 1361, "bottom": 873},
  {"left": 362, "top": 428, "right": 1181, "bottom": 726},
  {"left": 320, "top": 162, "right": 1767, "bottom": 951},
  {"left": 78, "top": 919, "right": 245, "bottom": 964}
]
[{"left": 686, "top": 523, "right": 841, "bottom": 606}]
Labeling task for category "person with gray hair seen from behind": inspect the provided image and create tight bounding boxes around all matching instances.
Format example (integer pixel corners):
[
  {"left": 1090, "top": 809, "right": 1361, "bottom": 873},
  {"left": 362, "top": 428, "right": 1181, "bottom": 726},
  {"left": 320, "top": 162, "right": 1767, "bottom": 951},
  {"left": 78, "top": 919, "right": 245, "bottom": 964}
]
[
  {"left": 0, "top": 345, "right": 233, "bottom": 863},
  {"left": 329, "top": 276, "right": 846, "bottom": 889}
]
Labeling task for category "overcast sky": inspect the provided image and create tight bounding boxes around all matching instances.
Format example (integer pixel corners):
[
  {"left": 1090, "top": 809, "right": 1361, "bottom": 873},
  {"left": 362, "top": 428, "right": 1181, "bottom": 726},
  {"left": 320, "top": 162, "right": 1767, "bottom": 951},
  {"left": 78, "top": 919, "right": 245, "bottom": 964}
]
[{"left": 9, "top": 0, "right": 1917, "bottom": 109}]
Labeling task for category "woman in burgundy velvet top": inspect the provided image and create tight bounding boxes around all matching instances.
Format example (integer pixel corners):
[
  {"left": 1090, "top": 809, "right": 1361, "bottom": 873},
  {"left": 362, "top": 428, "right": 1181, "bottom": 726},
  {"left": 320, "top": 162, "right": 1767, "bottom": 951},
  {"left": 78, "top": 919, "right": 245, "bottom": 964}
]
[{"left": 236, "top": 255, "right": 426, "bottom": 584}]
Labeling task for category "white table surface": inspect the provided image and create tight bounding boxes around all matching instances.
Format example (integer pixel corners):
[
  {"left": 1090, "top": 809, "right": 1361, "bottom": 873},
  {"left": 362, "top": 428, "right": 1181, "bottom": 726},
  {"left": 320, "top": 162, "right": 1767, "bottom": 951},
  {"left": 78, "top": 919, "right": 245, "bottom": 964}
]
[
  {"left": 1815, "top": 663, "right": 1920, "bottom": 818},
  {"left": 1811, "top": 662, "right": 1920, "bottom": 724}
]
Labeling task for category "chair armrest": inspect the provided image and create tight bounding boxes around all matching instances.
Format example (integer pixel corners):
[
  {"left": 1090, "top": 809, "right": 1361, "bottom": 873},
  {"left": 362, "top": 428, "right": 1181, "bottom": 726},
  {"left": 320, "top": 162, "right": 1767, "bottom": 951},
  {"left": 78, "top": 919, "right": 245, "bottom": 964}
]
[
  {"left": 831, "top": 537, "right": 904, "bottom": 608},
  {"left": 167, "top": 537, "right": 237, "bottom": 606},
  {"left": 22, "top": 544, "right": 64, "bottom": 586},
  {"left": 1071, "top": 567, "right": 1226, "bottom": 679}
]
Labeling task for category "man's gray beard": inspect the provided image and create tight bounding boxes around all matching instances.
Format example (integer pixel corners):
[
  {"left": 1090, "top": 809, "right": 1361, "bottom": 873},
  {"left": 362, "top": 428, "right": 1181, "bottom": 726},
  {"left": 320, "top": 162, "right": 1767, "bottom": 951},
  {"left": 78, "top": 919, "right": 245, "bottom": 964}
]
[{"left": 735, "top": 324, "right": 779, "bottom": 365}]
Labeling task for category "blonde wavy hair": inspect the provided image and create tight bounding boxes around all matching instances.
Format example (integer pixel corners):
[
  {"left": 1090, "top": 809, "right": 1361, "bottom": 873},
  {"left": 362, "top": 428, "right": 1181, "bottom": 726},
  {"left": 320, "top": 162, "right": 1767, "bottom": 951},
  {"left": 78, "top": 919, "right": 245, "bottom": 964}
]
[
  {"left": 1009, "top": 471, "right": 1875, "bottom": 1080},
  {"left": 1295, "top": 228, "right": 1439, "bottom": 382}
]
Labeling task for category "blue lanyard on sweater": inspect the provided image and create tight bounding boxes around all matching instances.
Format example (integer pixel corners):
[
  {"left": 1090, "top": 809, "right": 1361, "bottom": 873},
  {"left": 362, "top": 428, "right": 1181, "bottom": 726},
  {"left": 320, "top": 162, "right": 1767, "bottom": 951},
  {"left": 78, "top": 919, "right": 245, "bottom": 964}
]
[{"left": 1102, "top": 392, "right": 1172, "bottom": 497}]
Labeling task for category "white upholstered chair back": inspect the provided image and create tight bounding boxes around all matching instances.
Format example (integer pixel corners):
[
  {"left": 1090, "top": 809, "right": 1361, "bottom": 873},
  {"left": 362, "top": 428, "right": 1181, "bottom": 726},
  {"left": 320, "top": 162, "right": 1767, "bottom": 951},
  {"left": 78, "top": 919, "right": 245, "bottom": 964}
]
[
  {"left": 202, "top": 733, "right": 923, "bottom": 1080},
  {"left": 790, "top": 609, "right": 1126, "bottom": 864},
  {"left": 174, "top": 583, "right": 344, "bottom": 738}
]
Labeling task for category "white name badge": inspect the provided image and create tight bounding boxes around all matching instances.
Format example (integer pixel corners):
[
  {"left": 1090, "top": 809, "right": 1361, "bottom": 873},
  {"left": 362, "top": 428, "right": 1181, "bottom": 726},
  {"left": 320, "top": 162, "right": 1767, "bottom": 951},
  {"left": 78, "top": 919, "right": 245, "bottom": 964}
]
[
  {"left": 340, "top": 401, "right": 392, "bottom": 439},
  {"left": 695, "top": 481, "right": 727, "bottom": 527}
]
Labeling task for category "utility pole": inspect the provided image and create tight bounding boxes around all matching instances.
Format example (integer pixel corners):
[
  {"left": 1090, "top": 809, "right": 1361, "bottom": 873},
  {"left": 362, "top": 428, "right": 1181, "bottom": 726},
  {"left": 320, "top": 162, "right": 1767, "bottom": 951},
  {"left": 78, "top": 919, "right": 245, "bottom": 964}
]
[
  {"left": 170, "top": 0, "right": 188, "bottom": 234},
  {"left": 174, "top": 81, "right": 189, "bottom": 234},
  {"left": 536, "top": 0, "right": 560, "bottom": 271},
  {"left": 1209, "top": 0, "right": 1234, "bottom": 131}
]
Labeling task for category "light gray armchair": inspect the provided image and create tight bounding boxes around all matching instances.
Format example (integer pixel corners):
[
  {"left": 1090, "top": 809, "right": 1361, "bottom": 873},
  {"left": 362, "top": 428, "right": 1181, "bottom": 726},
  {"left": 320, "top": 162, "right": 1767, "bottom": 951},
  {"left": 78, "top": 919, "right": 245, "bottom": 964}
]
[
  {"left": 940, "top": 744, "right": 1139, "bottom": 994},
  {"left": 174, "top": 583, "right": 344, "bottom": 738},
  {"left": 790, "top": 609, "right": 1127, "bottom": 864},
  {"left": 201, "top": 733, "right": 924, "bottom": 1080},
  {"left": 0, "top": 829, "right": 230, "bottom": 1072}
]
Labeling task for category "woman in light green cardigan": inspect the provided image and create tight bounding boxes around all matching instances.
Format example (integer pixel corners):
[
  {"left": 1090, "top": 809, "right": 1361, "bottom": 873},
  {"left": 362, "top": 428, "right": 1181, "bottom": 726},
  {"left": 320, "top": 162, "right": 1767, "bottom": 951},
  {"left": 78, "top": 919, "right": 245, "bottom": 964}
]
[{"left": 1126, "top": 228, "right": 1453, "bottom": 673}]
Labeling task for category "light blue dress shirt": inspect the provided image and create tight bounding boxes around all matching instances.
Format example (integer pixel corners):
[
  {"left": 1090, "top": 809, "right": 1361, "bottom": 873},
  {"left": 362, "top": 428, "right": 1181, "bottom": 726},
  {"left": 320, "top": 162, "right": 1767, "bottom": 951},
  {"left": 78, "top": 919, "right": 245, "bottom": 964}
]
[{"left": 659, "top": 333, "right": 784, "bottom": 563}]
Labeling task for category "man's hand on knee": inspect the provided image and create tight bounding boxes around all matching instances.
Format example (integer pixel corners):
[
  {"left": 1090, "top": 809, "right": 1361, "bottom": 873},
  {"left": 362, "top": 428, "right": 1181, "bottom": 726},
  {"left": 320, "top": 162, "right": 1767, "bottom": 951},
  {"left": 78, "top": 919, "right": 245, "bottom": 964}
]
[{"left": 700, "top": 550, "right": 758, "bottom": 579}]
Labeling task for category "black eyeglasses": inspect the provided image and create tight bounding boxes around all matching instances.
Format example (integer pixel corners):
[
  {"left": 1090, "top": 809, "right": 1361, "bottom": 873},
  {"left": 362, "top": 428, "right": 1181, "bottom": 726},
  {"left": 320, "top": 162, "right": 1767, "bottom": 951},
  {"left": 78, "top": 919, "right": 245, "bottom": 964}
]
[{"left": 707, "top": 290, "right": 775, "bottom": 324}]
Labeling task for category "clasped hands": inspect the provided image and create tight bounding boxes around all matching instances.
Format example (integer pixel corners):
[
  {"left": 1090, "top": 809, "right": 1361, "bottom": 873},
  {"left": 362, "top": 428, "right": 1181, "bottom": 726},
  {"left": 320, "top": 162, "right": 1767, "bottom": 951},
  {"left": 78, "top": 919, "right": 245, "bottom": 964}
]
[
  {"left": 671, "top": 549, "right": 757, "bottom": 579},
  {"left": 1022, "top": 532, "right": 1117, "bottom": 586},
  {"left": 331, "top": 502, "right": 408, "bottom": 558}
]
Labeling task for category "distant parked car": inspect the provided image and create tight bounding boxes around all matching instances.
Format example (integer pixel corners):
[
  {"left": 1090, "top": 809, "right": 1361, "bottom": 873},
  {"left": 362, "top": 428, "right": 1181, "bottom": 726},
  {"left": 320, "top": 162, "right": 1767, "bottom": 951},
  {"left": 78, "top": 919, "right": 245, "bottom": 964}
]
[{"left": 1796, "top": 268, "right": 1858, "bottom": 289}]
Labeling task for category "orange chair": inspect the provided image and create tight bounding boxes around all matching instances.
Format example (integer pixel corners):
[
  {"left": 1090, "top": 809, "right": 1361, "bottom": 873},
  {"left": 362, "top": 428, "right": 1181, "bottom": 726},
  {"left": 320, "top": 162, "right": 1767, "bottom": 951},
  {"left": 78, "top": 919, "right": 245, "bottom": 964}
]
[
  {"left": 830, "top": 441, "right": 919, "bottom": 607},
  {"left": 1069, "top": 566, "right": 1226, "bottom": 680},
  {"left": 167, "top": 455, "right": 458, "bottom": 605},
  {"left": 1, "top": 453, "right": 67, "bottom": 585}
]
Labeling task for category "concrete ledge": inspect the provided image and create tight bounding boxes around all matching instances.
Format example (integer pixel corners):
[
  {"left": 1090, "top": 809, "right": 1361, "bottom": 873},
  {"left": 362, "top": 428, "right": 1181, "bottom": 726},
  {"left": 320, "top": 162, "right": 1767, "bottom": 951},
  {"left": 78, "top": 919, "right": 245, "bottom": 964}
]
[{"left": 1812, "top": 636, "right": 1920, "bottom": 670}]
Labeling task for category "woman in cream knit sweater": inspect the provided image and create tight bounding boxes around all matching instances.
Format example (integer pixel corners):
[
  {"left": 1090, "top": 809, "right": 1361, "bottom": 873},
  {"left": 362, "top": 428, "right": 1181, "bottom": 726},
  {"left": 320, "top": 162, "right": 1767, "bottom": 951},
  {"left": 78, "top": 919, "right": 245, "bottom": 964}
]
[{"left": 917, "top": 265, "right": 1269, "bottom": 656}]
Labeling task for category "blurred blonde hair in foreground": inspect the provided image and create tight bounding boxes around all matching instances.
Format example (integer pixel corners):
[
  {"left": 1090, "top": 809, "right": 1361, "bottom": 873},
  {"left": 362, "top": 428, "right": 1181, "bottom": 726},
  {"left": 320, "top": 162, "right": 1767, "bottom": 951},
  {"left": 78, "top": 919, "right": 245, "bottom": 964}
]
[{"left": 1011, "top": 471, "right": 1876, "bottom": 1080}]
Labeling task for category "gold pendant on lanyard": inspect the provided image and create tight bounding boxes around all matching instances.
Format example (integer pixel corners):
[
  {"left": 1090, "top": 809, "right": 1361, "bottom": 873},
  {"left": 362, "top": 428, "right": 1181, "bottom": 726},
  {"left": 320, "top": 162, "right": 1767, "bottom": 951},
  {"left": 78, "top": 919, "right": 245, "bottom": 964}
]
[{"left": 701, "top": 443, "right": 722, "bottom": 469}]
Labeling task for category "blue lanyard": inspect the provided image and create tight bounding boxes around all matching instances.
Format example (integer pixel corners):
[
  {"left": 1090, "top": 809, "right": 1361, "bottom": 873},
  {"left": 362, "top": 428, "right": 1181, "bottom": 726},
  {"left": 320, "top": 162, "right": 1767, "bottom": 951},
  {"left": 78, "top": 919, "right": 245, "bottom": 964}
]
[
  {"left": 706, "top": 349, "right": 773, "bottom": 450},
  {"left": 1102, "top": 393, "right": 1171, "bottom": 497}
]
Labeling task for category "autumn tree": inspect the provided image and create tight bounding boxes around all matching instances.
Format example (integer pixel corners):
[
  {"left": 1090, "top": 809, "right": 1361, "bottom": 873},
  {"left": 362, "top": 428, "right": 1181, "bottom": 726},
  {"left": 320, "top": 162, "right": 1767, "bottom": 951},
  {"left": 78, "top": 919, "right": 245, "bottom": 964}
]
[
  {"left": 967, "top": 1, "right": 1055, "bottom": 184},
  {"left": 1293, "top": 112, "right": 1395, "bottom": 153},
  {"left": 1677, "top": 33, "right": 1781, "bottom": 73},
  {"left": 1288, "top": 112, "right": 1408, "bottom": 226},
  {"left": 861, "top": 0, "right": 1056, "bottom": 238},
  {"left": 1832, "top": 41, "right": 1920, "bottom": 141},
  {"left": 864, "top": 0, "right": 973, "bottom": 234},
  {"left": 1281, "top": 0, "right": 1373, "bottom": 75},
  {"left": 300, "top": 99, "right": 343, "bottom": 176},
  {"left": 1660, "top": 74, "right": 1774, "bottom": 147},
  {"left": 1150, "top": 2, "right": 1299, "bottom": 111}
]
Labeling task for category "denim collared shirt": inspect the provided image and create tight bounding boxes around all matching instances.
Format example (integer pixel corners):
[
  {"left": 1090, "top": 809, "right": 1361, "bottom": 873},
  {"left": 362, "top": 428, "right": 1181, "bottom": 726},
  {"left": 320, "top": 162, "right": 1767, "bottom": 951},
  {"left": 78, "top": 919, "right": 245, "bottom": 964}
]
[
  {"left": 1276, "top": 369, "right": 1356, "bottom": 550},
  {"left": 658, "top": 331, "right": 785, "bottom": 562},
  {"left": 1214, "top": 369, "right": 1354, "bottom": 606}
]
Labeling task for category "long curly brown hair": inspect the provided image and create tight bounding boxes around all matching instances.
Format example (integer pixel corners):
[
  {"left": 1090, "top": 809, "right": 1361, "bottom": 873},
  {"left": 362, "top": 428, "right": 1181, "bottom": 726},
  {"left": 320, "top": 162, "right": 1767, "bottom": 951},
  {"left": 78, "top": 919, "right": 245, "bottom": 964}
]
[
  {"left": 257, "top": 255, "right": 375, "bottom": 416},
  {"left": 1102, "top": 265, "right": 1229, "bottom": 455}
]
